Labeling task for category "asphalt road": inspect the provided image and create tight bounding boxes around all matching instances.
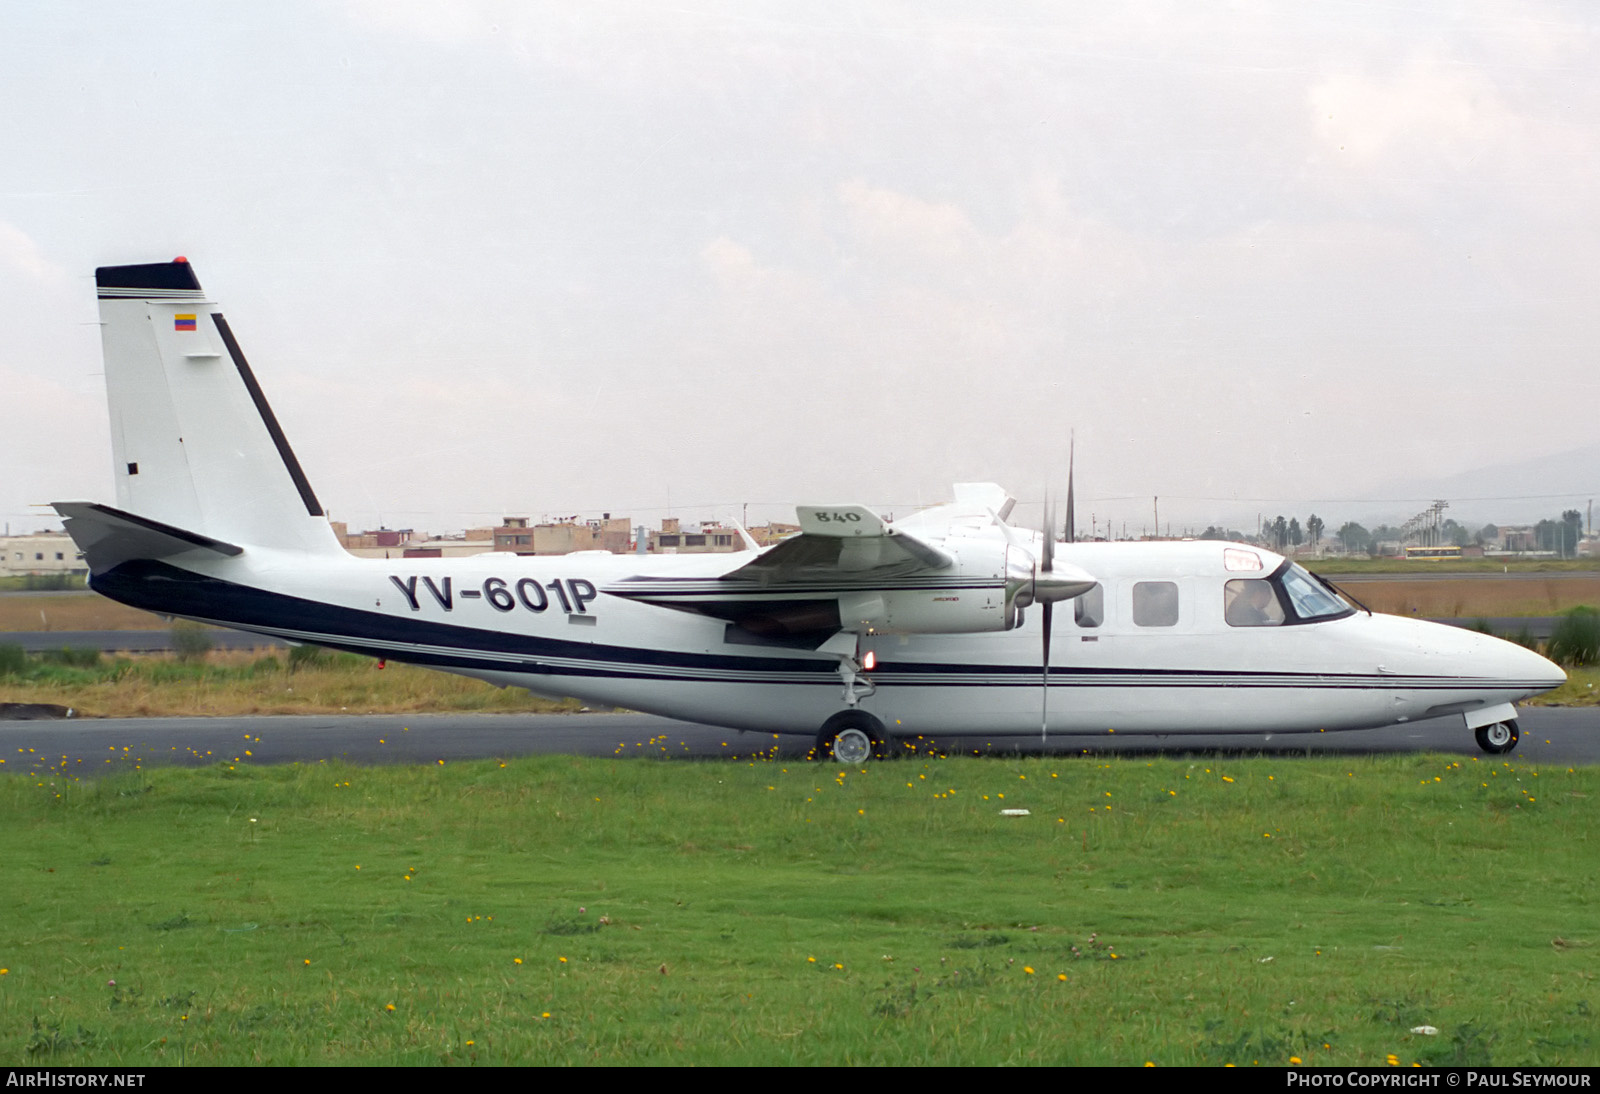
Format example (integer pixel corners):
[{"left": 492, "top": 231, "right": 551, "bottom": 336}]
[{"left": 2, "top": 706, "right": 1594, "bottom": 775}]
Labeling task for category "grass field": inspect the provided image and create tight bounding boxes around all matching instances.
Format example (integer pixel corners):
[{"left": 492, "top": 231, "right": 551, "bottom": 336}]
[
  {"left": 0, "top": 647, "right": 574, "bottom": 717},
  {"left": 1330, "top": 577, "right": 1600, "bottom": 619},
  {"left": 0, "top": 753, "right": 1593, "bottom": 1066},
  {"left": 1305, "top": 558, "right": 1600, "bottom": 575},
  {"left": 0, "top": 592, "right": 166, "bottom": 633}
]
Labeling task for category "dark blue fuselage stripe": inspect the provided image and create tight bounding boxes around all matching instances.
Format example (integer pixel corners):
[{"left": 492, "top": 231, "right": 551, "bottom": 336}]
[{"left": 91, "top": 561, "right": 1531, "bottom": 693}]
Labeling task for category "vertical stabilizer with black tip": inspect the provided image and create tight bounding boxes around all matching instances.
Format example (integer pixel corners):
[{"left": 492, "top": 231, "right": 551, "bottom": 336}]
[{"left": 85, "top": 259, "right": 342, "bottom": 557}]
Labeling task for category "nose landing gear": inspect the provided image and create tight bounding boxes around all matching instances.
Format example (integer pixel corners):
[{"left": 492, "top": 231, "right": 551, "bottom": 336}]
[{"left": 1474, "top": 719, "right": 1519, "bottom": 755}]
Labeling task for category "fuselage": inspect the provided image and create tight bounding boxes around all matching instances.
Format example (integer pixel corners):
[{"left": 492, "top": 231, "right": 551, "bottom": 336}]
[
  {"left": 89, "top": 537, "right": 1567, "bottom": 740},
  {"left": 64, "top": 260, "right": 1568, "bottom": 754}
]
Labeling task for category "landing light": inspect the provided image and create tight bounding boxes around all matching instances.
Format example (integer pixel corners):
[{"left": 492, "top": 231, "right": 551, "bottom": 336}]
[{"left": 862, "top": 651, "right": 876, "bottom": 671}]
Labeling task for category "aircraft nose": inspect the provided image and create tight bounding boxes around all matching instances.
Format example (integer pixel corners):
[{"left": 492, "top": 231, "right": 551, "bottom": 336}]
[
  {"left": 1492, "top": 633, "right": 1566, "bottom": 695},
  {"left": 1532, "top": 646, "right": 1567, "bottom": 691}
]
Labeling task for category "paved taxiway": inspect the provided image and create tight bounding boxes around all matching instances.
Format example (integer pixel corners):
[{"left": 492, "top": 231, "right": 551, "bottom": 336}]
[{"left": 1, "top": 707, "right": 1595, "bottom": 774}]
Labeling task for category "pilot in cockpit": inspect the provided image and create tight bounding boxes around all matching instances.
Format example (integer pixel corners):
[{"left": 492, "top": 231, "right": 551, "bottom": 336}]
[{"left": 1225, "top": 578, "right": 1285, "bottom": 627}]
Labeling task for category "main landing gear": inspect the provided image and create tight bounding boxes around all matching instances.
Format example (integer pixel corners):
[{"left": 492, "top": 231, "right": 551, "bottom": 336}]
[
  {"left": 816, "top": 710, "right": 888, "bottom": 764},
  {"left": 1474, "top": 719, "right": 1519, "bottom": 755}
]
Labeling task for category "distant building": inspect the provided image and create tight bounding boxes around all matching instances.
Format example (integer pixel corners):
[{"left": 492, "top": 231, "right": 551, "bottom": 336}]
[
  {"left": 651, "top": 523, "right": 740, "bottom": 553},
  {"left": 494, "top": 514, "right": 632, "bottom": 556},
  {"left": 0, "top": 532, "right": 85, "bottom": 577},
  {"left": 335, "top": 525, "right": 416, "bottom": 550}
]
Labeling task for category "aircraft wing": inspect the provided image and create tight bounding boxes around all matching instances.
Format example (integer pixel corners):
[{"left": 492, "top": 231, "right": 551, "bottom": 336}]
[{"left": 602, "top": 503, "right": 979, "bottom": 637}]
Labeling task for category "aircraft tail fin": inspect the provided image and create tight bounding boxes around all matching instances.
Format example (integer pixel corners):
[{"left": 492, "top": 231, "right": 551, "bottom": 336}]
[{"left": 81, "top": 259, "right": 342, "bottom": 557}]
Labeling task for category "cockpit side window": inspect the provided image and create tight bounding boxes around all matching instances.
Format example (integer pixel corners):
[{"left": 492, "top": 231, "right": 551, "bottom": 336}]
[
  {"left": 1132, "top": 581, "right": 1179, "bottom": 627},
  {"left": 1225, "top": 578, "right": 1286, "bottom": 627},
  {"left": 1074, "top": 584, "right": 1104, "bottom": 628}
]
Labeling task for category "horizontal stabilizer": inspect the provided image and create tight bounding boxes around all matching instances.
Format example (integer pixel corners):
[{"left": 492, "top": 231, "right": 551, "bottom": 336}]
[{"left": 52, "top": 501, "right": 242, "bottom": 575}]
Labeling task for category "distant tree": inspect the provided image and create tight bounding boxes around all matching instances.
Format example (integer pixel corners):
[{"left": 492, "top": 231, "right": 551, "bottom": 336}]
[
  {"left": 1200, "top": 526, "right": 1248, "bottom": 541},
  {"left": 1306, "top": 514, "right": 1324, "bottom": 546},
  {"left": 1338, "top": 521, "right": 1370, "bottom": 555},
  {"left": 1288, "top": 517, "right": 1303, "bottom": 548},
  {"left": 1535, "top": 519, "right": 1560, "bottom": 553},
  {"left": 1371, "top": 525, "right": 1402, "bottom": 555},
  {"left": 1270, "top": 515, "right": 1288, "bottom": 551},
  {"left": 1477, "top": 524, "right": 1498, "bottom": 547},
  {"left": 1441, "top": 519, "right": 1470, "bottom": 548},
  {"left": 1563, "top": 510, "right": 1583, "bottom": 557}
]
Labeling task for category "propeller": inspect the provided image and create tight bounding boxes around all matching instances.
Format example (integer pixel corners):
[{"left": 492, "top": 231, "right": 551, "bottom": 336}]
[
  {"left": 989, "top": 459, "right": 1094, "bottom": 741},
  {"left": 1041, "top": 493, "right": 1054, "bottom": 740},
  {"left": 1040, "top": 433, "right": 1077, "bottom": 740}
]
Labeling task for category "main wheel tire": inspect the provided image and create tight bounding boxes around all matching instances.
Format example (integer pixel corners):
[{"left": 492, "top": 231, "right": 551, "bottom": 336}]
[
  {"left": 1475, "top": 719, "right": 1519, "bottom": 755},
  {"left": 816, "top": 711, "right": 888, "bottom": 763}
]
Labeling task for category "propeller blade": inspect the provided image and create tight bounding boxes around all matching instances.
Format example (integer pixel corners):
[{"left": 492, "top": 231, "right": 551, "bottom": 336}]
[
  {"left": 1065, "top": 432, "right": 1076, "bottom": 544},
  {"left": 1041, "top": 491, "right": 1055, "bottom": 741},
  {"left": 1041, "top": 492, "right": 1055, "bottom": 575},
  {"left": 1041, "top": 601, "right": 1052, "bottom": 741}
]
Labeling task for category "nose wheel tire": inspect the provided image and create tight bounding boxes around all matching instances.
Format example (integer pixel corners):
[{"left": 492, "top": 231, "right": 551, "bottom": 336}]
[
  {"left": 816, "top": 711, "right": 888, "bottom": 763},
  {"left": 1474, "top": 720, "right": 1519, "bottom": 755}
]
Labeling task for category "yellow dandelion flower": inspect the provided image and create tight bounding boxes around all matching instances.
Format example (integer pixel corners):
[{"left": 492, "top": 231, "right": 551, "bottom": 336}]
[
  {"left": 514, "top": 958, "right": 522, "bottom": 965},
  {"left": 1023, "top": 966, "right": 1034, "bottom": 975},
  {"left": 1290, "top": 1057, "right": 1302, "bottom": 1065},
  {"left": 558, "top": 956, "right": 567, "bottom": 964},
  {"left": 1057, "top": 973, "right": 1067, "bottom": 981},
  {"left": 385, "top": 1004, "right": 396, "bottom": 1012}
]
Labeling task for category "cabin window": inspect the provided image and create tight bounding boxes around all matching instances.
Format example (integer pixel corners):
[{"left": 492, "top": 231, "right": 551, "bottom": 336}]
[
  {"left": 1224, "top": 579, "right": 1285, "bottom": 627},
  {"left": 1074, "top": 584, "right": 1104, "bottom": 628},
  {"left": 1132, "top": 581, "right": 1179, "bottom": 627}
]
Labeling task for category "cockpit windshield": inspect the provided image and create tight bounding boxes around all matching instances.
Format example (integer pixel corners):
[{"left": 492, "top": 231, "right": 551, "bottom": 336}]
[
  {"left": 1225, "top": 562, "right": 1354, "bottom": 628},
  {"left": 1279, "top": 563, "right": 1353, "bottom": 622}
]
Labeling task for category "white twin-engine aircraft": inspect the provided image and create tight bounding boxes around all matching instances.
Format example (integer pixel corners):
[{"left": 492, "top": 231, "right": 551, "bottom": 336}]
[{"left": 57, "top": 259, "right": 1565, "bottom": 761}]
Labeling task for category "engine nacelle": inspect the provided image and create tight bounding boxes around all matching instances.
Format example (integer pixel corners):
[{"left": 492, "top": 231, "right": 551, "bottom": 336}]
[
  {"left": 836, "top": 587, "right": 1011, "bottom": 635},
  {"left": 834, "top": 537, "right": 1013, "bottom": 635}
]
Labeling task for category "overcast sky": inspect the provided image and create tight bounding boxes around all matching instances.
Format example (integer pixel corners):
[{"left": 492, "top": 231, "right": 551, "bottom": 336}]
[{"left": 5, "top": 2, "right": 1599, "bottom": 540}]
